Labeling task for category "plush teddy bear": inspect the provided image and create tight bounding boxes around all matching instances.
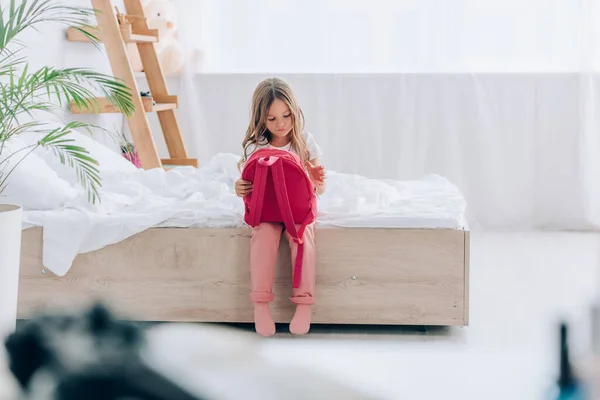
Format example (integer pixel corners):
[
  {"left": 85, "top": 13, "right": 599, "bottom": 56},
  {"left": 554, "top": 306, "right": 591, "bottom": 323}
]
[{"left": 127, "top": 0, "right": 185, "bottom": 76}]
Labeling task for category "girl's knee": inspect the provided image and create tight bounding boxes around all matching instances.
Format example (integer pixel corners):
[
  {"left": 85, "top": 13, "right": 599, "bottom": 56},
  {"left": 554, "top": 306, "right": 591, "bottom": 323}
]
[{"left": 252, "top": 222, "right": 282, "bottom": 238}]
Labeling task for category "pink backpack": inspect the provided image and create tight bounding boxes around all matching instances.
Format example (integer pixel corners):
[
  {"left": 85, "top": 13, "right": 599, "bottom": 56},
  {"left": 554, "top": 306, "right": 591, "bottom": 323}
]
[{"left": 242, "top": 148, "right": 317, "bottom": 288}]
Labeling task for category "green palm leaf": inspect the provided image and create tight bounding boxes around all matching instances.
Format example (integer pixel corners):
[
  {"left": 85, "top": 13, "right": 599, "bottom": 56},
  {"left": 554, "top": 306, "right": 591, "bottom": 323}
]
[
  {"left": 39, "top": 121, "right": 102, "bottom": 204},
  {"left": 0, "top": 0, "right": 136, "bottom": 204},
  {"left": 0, "top": 121, "right": 105, "bottom": 204},
  {"left": 0, "top": 66, "right": 134, "bottom": 127}
]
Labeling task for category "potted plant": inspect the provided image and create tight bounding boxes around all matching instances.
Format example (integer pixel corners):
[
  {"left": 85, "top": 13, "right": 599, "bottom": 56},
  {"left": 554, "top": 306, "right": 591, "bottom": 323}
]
[{"left": 0, "top": 0, "right": 134, "bottom": 337}]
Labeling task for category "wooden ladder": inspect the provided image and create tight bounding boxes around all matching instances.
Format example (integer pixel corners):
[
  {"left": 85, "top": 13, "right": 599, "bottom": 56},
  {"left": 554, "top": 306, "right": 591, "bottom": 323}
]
[{"left": 66, "top": 0, "right": 197, "bottom": 170}]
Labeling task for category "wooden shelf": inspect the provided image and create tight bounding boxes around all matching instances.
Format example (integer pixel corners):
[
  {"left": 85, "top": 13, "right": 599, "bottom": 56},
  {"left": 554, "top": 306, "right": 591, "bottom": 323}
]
[
  {"left": 66, "top": 26, "right": 98, "bottom": 42},
  {"left": 70, "top": 97, "right": 177, "bottom": 114},
  {"left": 66, "top": 26, "right": 158, "bottom": 43},
  {"left": 161, "top": 158, "right": 198, "bottom": 169},
  {"left": 124, "top": 32, "right": 158, "bottom": 43}
]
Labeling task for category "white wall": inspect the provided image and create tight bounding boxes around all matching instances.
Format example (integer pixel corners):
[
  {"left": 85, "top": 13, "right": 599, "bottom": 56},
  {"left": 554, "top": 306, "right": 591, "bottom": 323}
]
[
  {"left": 197, "top": 0, "right": 594, "bottom": 73},
  {"left": 15, "top": 0, "right": 126, "bottom": 151}
]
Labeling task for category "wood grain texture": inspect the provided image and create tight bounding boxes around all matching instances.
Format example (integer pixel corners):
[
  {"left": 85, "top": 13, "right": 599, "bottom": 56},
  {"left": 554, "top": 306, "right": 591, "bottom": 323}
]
[
  {"left": 156, "top": 109, "right": 188, "bottom": 158},
  {"left": 18, "top": 227, "right": 469, "bottom": 326}
]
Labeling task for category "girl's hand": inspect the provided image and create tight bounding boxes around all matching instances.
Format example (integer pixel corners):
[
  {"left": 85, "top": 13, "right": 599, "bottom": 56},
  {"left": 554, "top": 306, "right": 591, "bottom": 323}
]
[
  {"left": 235, "top": 179, "right": 253, "bottom": 197},
  {"left": 307, "top": 161, "right": 326, "bottom": 186}
]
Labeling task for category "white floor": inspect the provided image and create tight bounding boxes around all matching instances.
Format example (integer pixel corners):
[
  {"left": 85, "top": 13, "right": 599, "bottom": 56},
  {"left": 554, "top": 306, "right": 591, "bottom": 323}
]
[
  {"left": 1, "top": 231, "right": 599, "bottom": 400},
  {"left": 258, "top": 231, "right": 600, "bottom": 400}
]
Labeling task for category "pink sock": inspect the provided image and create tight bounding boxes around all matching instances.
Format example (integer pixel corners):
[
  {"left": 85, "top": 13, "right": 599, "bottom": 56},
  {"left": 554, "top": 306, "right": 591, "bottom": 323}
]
[
  {"left": 254, "top": 303, "right": 275, "bottom": 337},
  {"left": 290, "top": 304, "right": 311, "bottom": 335}
]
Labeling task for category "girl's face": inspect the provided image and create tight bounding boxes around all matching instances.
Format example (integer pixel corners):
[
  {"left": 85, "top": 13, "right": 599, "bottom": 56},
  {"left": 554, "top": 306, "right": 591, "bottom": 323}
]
[{"left": 266, "top": 97, "right": 292, "bottom": 139}]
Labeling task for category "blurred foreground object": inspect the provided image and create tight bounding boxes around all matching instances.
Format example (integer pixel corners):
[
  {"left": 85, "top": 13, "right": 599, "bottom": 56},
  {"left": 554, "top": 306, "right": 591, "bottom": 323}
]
[
  {"left": 550, "top": 322, "right": 587, "bottom": 400},
  {"left": 3, "top": 303, "right": 378, "bottom": 400}
]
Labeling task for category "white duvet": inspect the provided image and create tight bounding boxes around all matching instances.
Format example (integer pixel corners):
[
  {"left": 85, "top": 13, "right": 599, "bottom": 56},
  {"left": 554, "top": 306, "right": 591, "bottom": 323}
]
[{"left": 18, "top": 152, "right": 467, "bottom": 277}]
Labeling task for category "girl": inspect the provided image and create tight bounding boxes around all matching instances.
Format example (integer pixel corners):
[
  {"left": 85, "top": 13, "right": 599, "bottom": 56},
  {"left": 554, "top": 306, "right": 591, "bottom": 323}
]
[{"left": 235, "top": 77, "right": 326, "bottom": 337}]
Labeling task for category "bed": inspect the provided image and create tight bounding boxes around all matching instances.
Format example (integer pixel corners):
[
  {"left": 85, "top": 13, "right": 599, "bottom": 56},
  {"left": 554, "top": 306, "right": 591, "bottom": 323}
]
[
  {"left": 10, "top": 133, "right": 470, "bottom": 326},
  {"left": 19, "top": 227, "right": 469, "bottom": 326}
]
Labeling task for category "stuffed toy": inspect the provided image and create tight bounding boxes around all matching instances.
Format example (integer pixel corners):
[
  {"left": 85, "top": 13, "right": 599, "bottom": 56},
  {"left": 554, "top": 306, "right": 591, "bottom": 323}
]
[{"left": 127, "top": 0, "right": 185, "bottom": 76}]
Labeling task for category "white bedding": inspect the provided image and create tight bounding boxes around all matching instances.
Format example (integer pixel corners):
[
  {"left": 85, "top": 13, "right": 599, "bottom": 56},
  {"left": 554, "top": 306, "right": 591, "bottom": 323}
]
[{"left": 18, "top": 152, "right": 467, "bottom": 277}]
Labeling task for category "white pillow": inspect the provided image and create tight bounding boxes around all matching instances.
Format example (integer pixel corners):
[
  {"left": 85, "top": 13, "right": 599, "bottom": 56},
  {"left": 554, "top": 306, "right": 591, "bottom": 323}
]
[
  {"left": 19, "top": 121, "right": 138, "bottom": 185},
  {"left": 0, "top": 137, "right": 79, "bottom": 210}
]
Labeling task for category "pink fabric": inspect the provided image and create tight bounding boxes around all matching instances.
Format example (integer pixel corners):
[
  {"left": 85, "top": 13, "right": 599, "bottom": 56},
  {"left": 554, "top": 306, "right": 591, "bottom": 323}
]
[
  {"left": 250, "top": 222, "right": 316, "bottom": 305},
  {"left": 242, "top": 148, "right": 317, "bottom": 288},
  {"left": 242, "top": 149, "right": 317, "bottom": 228}
]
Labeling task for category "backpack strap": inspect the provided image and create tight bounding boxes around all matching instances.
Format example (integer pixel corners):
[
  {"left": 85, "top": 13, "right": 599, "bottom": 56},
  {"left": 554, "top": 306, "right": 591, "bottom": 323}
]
[
  {"left": 271, "top": 159, "right": 313, "bottom": 289},
  {"left": 247, "top": 159, "right": 269, "bottom": 226}
]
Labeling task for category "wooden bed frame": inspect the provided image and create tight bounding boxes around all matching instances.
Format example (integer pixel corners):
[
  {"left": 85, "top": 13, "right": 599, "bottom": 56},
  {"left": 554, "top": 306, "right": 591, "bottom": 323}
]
[{"left": 17, "top": 226, "right": 470, "bottom": 326}]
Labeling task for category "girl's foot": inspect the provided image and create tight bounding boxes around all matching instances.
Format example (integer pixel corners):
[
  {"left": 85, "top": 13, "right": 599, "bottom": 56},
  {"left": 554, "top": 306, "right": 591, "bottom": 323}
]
[
  {"left": 290, "top": 304, "right": 311, "bottom": 335},
  {"left": 254, "top": 303, "right": 276, "bottom": 337}
]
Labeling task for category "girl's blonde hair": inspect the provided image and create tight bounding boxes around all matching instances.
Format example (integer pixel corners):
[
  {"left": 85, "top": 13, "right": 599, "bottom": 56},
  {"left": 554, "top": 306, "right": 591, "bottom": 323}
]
[{"left": 238, "top": 77, "right": 309, "bottom": 170}]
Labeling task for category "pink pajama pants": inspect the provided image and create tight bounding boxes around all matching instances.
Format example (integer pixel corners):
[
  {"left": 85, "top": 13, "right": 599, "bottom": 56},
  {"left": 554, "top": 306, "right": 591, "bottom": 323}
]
[{"left": 249, "top": 222, "right": 316, "bottom": 305}]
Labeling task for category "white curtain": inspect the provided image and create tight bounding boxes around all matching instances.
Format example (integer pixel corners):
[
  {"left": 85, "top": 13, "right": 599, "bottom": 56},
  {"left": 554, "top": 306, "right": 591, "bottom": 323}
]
[
  {"left": 579, "top": 0, "right": 600, "bottom": 228},
  {"left": 172, "top": 0, "right": 600, "bottom": 231}
]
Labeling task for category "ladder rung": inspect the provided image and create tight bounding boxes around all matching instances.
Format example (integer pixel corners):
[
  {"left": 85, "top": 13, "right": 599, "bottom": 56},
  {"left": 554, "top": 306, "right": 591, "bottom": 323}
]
[
  {"left": 66, "top": 26, "right": 158, "bottom": 43},
  {"left": 123, "top": 32, "right": 158, "bottom": 43},
  {"left": 153, "top": 103, "right": 177, "bottom": 112}
]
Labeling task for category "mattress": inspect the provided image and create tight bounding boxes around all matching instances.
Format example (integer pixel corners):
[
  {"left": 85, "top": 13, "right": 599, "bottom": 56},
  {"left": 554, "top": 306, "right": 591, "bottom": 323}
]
[{"left": 21, "top": 153, "right": 467, "bottom": 276}]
